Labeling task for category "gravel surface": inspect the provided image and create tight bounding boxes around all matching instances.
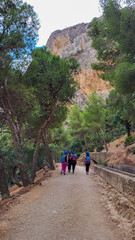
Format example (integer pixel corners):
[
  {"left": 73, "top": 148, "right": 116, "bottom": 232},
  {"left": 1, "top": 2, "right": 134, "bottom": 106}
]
[{"left": 0, "top": 166, "right": 126, "bottom": 240}]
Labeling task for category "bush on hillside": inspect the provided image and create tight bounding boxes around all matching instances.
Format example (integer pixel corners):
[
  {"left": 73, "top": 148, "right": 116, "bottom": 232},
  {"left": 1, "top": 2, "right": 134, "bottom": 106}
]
[
  {"left": 124, "top": 136, "right": 135, "bottom": 147},
  {"left": 97, "top": 158, "right": 108, "bottom": 166},
  {"left": 132, "top": 147, "right": 135, "bottom": 154},
  {"left": 96, "top": 145, "right": 104, "bottom": 152},
  {"left": 89, "top": 148, "right": 94, "bottom": 152}
]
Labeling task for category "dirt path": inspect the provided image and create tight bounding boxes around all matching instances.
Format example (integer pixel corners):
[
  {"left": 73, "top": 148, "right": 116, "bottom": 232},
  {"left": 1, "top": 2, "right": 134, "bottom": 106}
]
[{"left": 0, "top": 166, "right": 125, "bottom": 240}]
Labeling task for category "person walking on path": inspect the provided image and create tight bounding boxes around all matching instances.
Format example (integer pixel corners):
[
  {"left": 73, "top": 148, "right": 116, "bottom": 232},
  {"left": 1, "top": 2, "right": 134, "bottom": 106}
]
[
  {"left": 60, "top": 151, "right": 68, "bottom": 175},
  {"left": 68, "top": 151, "right": 72, "bottom": 173},
  {"left": 84, "top": 151, "right": 91, "bottom": 175},
  {"left": 71, "top": 151, "right": 77, "bottom": 174}
]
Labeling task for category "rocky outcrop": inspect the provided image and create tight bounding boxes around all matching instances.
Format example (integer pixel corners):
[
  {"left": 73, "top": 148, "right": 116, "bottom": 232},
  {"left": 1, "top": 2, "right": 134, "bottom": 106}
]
[{"left": 46, "top": 23, "right": 112, "bottom": 107}]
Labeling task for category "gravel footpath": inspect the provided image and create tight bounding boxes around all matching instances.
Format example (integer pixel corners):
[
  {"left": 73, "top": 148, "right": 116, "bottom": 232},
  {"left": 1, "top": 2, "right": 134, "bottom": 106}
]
[{"left": 0, "top": 166, "right": 125, "bottom": 240}]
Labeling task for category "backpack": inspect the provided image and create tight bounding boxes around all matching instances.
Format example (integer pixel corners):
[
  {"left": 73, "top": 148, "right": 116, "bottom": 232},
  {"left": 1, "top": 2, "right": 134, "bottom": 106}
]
[
  {"left": 86, "top": 156, "right": 90, "bottom": 163},
  {"left": 61, "top": 155, "right": 66, "bottom": 163},
  {"left": 72, "top": 154, "right": 77, "bottom": 162}
]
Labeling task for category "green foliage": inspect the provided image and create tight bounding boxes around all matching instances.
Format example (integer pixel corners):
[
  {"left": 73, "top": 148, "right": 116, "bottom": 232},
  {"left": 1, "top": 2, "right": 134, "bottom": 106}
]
[
  {"left": 99, "top": 0, "right": 134, "bottom": 9},
  {"left": 96, "top": 145, "right": 104, "bottom": 152},
  {"left": 49, "top": 104, "right": 68, "bottom": 129},
  {"left": 97, "top": 158, "right": 108, "bottom": 166},
  {"left": 124, "top": 136, "right": 135, "bottom": 146},
  {"left": 98, "top": 158, "right": 103, "bottom": 164},
  {"left": 68, "top": 103, "right": 89, "bottom": 149},
  {"left": 0, "top": 132, "right": 12, "bottom": 148},
  {"left": 89, "top": 0, "right": 135, "bottom": 94},
  {"left": 69, "top": 104, "right": 84, "bottom": 133},
  {"left": 133, "top": 147, "right": 135, "bottom": 154},
  {"left": 2, "top": 145, "right": 49, "bottom": 185},
  {"left": 23, "top": 48, "right": 78, "bottom": 128},
  {"left": 67, "top": 93, "right": 110, "bottom": 152},
  {"left": 106, "top": 89, "right": 135, "bottom": 136},
  {"left": 0, "top": 2, "right": 80, "bottom": 189},
  {"left": 89, "top": 148, "right": 95, "bottom": 152},
  {"left": 115, "top": 62, "right": 135, "bottom": 94},
  {"left": 49, "top": 143, "right": 64, "bottom": 162},
  {"left": 0, "top": 0, "right": 40, "bottom": 59},
  {"left": 24, "top": 48, "right": 78, "bottom": 102},
  {"left": 84, "top": 92, "right": 105, "bottom": 130},
  {"left": 70, "top": 140, "right": 83, "bottom": 153},
  {"left": 50, "top": 126, "right": 69, "bottom": 147}
]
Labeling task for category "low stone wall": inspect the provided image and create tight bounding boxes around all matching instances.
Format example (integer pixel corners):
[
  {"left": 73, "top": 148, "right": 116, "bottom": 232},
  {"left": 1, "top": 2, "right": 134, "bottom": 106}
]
[
  {"left": 107, "top": 164, "right": 135, "bottom": 174},
  {"left": 90, "top": 152, "right": 135, "bottom": 174},
  {"left": 92, "top": 164, "right": 135, "bottom": 206}
]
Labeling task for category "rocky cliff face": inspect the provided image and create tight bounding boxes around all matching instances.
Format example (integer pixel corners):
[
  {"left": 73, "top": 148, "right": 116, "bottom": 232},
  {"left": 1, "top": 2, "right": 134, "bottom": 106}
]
[{"left": 46, "top": 23, "right": 112, "bottom": 107}]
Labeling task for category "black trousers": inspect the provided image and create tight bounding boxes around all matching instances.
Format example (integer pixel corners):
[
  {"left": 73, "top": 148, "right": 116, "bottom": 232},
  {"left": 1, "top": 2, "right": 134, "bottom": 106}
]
[
  {"left": 68, "top": 160, "right": 72, "bottom": 171},
  {"left": 85, "top": 163, "right": 90, "bottom": 172},
  {"left": 72, "top": 162, "right": 76, "bottom": 173}
]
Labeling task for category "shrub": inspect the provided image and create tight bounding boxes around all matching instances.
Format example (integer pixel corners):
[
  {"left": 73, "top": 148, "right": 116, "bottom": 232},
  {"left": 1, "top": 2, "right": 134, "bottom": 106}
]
[
  {"left": 97, "top": 158, "right": 107, "bottom": 166},
  {"left": 70, "top": 140, "right": 83, "bottom": 153},
  {"left": 133, "top": 147, "right": 135, "bottom": 154},
  {"left": 96, "top": 145, "right": 104, "bottom": 152},
  {"left": 89, "top": 148, "right": 94, "bottom": 152},
  {"left": 98, "top": 158, "right": 103, "bottom": 164},
  {"left": 124, "top": 136, "right": 135, "bottom": 147},
  {"left": 2, "top": 145, "right": 47, "bottom": 185}
]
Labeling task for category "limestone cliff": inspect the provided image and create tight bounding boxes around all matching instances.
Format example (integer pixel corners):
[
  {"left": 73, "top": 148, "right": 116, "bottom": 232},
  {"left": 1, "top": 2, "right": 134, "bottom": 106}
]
[{"left": 46, "top": 23, "right": 112, "bottom": 107}]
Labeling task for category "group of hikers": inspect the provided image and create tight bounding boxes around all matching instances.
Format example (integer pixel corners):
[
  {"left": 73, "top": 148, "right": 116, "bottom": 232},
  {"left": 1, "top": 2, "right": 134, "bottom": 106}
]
[{"left": 61, "top": 151, "right": 91, "bottom": 175}]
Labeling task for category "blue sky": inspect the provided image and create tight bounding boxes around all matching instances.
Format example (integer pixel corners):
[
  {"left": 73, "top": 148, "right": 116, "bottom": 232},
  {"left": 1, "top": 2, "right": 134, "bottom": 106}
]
[{"left": 24, "top": 0, "right": 102, "bottom": 47}]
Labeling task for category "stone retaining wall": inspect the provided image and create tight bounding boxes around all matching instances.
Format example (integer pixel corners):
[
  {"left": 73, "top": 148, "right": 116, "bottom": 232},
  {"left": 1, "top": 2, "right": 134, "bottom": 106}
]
[
  {"left": 92, "top": 164, "right": 135, "bottom": 206},
  {"left": 90, "top": 152, "right": 135, "bottom": 174},
  {"left": 107, "top": 164, "right": 135, "bottom": 174}
]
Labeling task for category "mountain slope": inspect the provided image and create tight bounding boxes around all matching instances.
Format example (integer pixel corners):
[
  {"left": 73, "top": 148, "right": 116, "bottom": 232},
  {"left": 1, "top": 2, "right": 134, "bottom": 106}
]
[{"left": 46, "top": 23, "right": 112, "bottom": 107}]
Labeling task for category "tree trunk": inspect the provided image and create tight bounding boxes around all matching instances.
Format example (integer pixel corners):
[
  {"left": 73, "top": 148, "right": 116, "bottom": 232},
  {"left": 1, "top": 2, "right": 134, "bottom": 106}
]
[
  {"left": 31, "top": 103, "right": 56, "bottom": 183},
  {"left": 18, "top": 163, "right": 30, "bottom": 187},
  {"left": 100, "top": 128, "right": 108, "bottom": 152},
  {"left": 42, "top": 131, "right": 55, "bottom": 170},
  {"left": 125, "top": 121, "right": 131, "bottom": 137},
  {"left": 0, "top": 151, "right": 10, "bottom": 200},
  {"left": 12, "top": 166, "right": 22, "bottom": 187},
  {"left": 31, "top": 130, "right": 42, "bottom": 183},
  {"left": 1, "top": 97, "right": 20, "bottom": 147},
  {"left": 16, "top": 147, "right": 30, "bottom": 187}
]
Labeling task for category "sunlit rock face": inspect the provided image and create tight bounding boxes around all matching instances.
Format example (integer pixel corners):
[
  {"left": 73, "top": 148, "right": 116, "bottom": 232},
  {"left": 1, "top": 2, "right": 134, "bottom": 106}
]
[{"left": 46, "top": 23, "right": 112, "bottom": 108}]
